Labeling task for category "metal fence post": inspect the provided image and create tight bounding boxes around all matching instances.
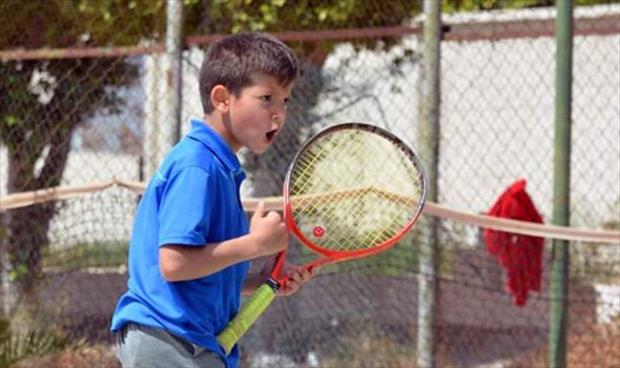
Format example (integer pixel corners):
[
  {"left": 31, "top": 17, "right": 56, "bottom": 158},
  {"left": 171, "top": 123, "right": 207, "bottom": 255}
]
[
  {"left": 417, "top": 1, "right": 441, "bottom": 367},
  {"left": 0, "top": 212, "right": 16, "bottom": 318},
  {"left": 165, "top": 0, "right": 184, "bottom": 146},
  {"left": 549, "top": 0, "right": 573, "bottom": 367}
]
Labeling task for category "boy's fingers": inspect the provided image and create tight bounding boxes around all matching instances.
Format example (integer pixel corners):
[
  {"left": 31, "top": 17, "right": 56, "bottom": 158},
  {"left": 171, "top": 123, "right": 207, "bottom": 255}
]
[
  {"left": 301, "top": 269, "right": 313, "bottom": 281},
  {"left": 286, "top": 267, "right": 312, "bottom": 283},
  {"left": 281, "top": 281, "right": 299, "bottom": 296},
  {"left": 265, "top": 210, "right": 283, "bottom": 224},
  {"left": 291, "top": 272, "right": 303, "bottom": 284},
  {"left": 253, "top": 201, "right": 265, "bottom": 218},
  {"left": 251, "top": 202, "right": 268, "bottom": 225}
]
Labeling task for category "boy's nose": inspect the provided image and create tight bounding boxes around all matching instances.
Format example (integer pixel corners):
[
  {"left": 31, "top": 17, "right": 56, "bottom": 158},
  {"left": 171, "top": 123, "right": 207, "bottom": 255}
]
[
  {"left": 271, "top": 114, "right": 284, "bottom": 129},
  {"left": 271, "top": 106, "right": 286, "bottom": 124}
]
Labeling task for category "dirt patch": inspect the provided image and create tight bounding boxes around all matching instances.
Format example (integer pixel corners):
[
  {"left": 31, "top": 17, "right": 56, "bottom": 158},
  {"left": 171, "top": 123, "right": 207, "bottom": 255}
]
[
  {"left": 507, "top": 318, "right": 620, "bottom": 367},
  {"left": 13, "top": 344, "right": 119, "bottom": 368}
]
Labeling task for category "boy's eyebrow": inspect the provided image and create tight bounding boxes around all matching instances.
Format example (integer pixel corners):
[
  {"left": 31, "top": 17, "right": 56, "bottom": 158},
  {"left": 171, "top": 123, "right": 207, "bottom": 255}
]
[{"left": 253, "top": 84, "right": 292, "bottom": 95}]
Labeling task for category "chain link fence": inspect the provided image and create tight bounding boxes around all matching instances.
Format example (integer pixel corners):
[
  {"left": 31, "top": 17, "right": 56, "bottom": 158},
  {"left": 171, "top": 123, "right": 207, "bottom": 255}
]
[{"left": 1, "top": 1, "right": 619, "bottom": 367}]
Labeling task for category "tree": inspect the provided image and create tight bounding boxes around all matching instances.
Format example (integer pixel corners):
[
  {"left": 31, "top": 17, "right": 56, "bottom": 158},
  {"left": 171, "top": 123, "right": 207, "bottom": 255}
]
[{"left": 0, "top": 0, "right": 165, "bottom": 294}]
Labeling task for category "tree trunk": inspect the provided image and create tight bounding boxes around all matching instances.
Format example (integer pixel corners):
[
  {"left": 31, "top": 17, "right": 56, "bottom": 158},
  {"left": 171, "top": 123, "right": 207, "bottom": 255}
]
[{"left": 5, "top": 126, "right": 73, "bottom": 295}]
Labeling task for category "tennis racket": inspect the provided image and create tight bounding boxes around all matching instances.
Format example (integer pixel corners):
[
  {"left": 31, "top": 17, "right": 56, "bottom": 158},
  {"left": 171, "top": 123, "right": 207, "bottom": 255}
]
[{"left": 217, "top": 122, "right": 427, "bottom": 354}]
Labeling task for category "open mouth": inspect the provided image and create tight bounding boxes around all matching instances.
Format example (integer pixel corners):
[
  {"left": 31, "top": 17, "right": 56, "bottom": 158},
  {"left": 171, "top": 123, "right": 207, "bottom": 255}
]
[{"left": 266, "top": 129, "right": 278, "bottom": 143}]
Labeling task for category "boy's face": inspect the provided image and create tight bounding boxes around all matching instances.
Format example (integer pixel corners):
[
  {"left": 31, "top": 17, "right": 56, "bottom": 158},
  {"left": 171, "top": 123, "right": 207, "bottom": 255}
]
[{"left": 226, "top": 74, "right": 294, "bottom": 154}]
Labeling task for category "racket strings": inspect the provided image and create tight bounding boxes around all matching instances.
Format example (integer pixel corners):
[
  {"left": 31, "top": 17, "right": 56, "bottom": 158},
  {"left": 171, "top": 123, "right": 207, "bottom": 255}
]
[{"left": 289, "top": 128, "right": 424, "bottom": 252}]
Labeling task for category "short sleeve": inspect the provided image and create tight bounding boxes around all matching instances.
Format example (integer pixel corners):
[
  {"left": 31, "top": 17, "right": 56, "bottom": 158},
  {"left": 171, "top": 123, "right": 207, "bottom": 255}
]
[{"left": 158, "top": 166, "right": 214, "bottom": 247}]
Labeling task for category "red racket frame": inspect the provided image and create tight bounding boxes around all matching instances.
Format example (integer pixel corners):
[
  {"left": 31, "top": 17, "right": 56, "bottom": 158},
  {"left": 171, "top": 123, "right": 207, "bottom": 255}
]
[{"left": 266, "top": 122, "right": 427, "bottom": 288}]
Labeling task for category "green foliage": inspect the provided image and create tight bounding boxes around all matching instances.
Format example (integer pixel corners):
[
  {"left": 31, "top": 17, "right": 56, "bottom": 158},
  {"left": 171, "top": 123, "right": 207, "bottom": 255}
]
[
  {"left": 0, "top": 319, "right": 67, "bottom": 368},
  {"left": 3, "top": 0, "right": 612, "bottom": 51},
  {"left": 197, "top": 0, "right": 409, "bottom": 33},
  {"left": 42, "top": 242, "right": 129, "bottom": 271},
  {"left": 442, "top": 0, "right": 619, "bottom": 13},
  {"left": 185, "top": 0, "right": 420, "bottom": 58},
  {"left": 0, "top": 0, "right": 165, "bottom": 49}
]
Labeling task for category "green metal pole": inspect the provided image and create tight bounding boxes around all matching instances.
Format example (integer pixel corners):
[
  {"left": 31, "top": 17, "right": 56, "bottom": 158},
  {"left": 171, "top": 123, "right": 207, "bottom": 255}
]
[
  {"left": 417, "top": 1, "right": 441, "bottom": 367},
  {"left": 549, "top": 0, "right": 573, "bottom": 367}
]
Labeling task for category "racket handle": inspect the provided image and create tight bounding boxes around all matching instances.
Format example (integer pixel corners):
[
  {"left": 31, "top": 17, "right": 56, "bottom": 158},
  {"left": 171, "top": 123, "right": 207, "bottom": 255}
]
[{"left": 217, "top": 279, "right": 279, "bottom": 355}]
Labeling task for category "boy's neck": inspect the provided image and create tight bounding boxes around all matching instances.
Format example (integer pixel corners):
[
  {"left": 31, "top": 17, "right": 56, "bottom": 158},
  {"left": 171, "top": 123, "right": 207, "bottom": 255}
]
[{"left": 203, "top": 113, "right": 240, "bottom": 153}]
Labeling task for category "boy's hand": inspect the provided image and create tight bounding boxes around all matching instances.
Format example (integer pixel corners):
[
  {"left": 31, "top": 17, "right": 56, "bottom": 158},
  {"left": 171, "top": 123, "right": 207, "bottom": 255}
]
[
  {"left": 278, "top": 263, "right": 315, "bottom": 297},
  {"left": 249, "top": 201, "right": 287, "bottom": 257}
]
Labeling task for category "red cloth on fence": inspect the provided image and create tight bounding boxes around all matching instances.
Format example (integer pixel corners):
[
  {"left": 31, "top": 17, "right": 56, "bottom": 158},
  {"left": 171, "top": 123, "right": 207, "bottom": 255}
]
[{"left": 484, "top": 179, "right": 544, "bottom": 306}]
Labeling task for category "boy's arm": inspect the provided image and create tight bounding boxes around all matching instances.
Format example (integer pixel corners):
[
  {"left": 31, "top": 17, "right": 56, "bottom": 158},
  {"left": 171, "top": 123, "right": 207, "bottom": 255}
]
[{"left": 160, "top": 202, "right": 286, "bottom": 282}]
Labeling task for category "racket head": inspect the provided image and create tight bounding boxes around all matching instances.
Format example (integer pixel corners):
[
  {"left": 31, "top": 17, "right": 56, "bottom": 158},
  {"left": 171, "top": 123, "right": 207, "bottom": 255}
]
[{"left": 283, "top": 122, "right": 427, "bottom": 263}]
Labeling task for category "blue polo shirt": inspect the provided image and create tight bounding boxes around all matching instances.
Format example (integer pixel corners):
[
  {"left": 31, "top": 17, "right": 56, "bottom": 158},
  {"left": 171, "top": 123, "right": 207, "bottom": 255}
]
[{"left": 111, "top": 119, "right": 250, "bottom": 368}]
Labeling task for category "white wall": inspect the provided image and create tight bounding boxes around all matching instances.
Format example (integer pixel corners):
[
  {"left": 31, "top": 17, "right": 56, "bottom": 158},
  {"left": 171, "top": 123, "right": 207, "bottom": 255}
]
[{"left": 0, "top": 149, "right": 139, "bottom": 248}]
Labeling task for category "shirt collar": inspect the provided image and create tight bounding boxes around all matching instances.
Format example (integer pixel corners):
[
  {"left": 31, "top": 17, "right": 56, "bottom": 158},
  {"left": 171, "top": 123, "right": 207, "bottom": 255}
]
[{"left": 186, "top": 118, "right": 243, "bottom": 175}]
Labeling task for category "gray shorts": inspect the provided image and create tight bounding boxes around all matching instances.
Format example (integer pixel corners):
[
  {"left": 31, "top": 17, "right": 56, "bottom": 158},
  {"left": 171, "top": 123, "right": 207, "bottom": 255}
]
[{"left": 115, "top": 323, "right": 225, "bottom": 368}]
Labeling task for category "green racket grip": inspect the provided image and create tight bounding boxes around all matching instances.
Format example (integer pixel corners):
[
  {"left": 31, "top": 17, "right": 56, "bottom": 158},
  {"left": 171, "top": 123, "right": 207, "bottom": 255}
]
[{"left": 217, "top": 281, "right": 278, "bottom": 355}]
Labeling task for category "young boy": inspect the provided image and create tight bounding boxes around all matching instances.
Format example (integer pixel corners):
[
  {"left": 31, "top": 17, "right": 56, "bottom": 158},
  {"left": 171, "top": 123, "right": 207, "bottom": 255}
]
[{"left": 111, "top": 32, "right": 313, "bottom": 368}]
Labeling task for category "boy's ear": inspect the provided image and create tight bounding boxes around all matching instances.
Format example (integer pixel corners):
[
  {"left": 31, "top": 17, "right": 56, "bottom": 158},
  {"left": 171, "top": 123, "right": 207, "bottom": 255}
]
[{"left": 211, "top": 85, "right": 230, "bottom": 112}]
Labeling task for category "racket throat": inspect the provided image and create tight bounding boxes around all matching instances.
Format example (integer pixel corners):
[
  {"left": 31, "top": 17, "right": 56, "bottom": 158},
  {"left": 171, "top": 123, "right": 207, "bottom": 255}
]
[{"left": 265, "top": 277, "right": 281, "bottom": 291}]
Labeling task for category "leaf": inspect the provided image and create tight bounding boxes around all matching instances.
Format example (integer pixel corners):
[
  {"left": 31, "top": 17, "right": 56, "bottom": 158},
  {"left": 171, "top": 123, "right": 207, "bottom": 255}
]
[
  {"left": 5, "top": 115, "right": 19, "bottom": 127},
  {"left": 318, "top": 9, "right": 328, "bottom": 22}
]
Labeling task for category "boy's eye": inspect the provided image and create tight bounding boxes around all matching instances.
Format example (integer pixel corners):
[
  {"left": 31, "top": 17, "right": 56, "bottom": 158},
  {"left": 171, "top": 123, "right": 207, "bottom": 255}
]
[
  {"left": 284, "top": 98, "right": 290, "bottom": 105},
  {"left": 260, "top": 95, "right": 272, "bottom": 102}
]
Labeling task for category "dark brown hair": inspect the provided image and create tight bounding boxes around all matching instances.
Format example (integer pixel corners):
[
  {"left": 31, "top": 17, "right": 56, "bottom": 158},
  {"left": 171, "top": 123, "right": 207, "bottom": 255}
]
[{"left": 199, "top": 32, "right": 298, "bottom": 113}]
